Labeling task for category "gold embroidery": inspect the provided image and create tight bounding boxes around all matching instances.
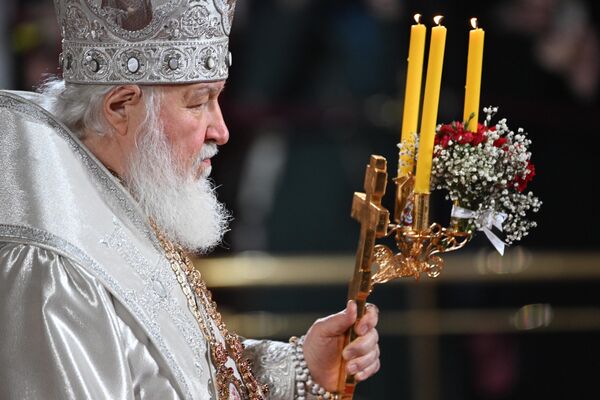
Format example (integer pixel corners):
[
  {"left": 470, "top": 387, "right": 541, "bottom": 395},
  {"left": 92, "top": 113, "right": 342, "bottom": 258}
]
[{"left": 152, "top": 221, "right": 269, "bottom": 400}]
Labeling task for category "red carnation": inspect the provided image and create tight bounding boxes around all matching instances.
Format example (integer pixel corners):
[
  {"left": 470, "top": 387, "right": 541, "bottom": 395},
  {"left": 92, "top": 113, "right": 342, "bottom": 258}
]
[
  {"left": 440, "top": 134, "right": 451, "bottom": 148},
  {"left": 435, "top": 121, "right": 491, "bottom": 148},
  {"left": 476, "top": 123, "right": 487, "bottom": 135},
  {"left": 526, "top": 162, "right": 536, "bottom": 180},
  {"left": 438, "top": 123, "right": 456, "bottom": 136},
  {"left": 434, "top": 133, "right": 451, "bottom": 149},
  {"left": 458, "top": 131, "right": 474, "bottom": 144},
  {"left": 472, "top": 123, "right": 489, "bottom": 145},
  {"left": 436, "top": 123, "right": 458, "bottom": 149},
  {"left": 451, "top": 130, "right": 463, "bottom": 142},
  {"left": 512, "top": 162, "right": 536, "bottom": 192},
  {"left": 472, "top": 130, "right": 486, "bottom": 146},
  {"left": 493, "top": 137, "right": 508, "bottom": 148}
]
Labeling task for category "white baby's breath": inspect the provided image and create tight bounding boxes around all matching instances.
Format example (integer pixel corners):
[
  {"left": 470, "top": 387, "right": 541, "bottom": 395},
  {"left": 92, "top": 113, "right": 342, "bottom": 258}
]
[{"left": 431, "top": 107, "right": 541, "bottom": 245}]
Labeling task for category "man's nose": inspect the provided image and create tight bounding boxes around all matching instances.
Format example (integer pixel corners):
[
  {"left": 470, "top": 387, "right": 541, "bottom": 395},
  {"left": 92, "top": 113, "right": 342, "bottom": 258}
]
[{"left": 207, "top": 102, "right": 229, "bottom": 145}]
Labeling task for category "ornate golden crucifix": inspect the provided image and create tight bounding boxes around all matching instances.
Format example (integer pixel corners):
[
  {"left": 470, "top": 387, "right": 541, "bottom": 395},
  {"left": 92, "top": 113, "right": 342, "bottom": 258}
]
[{"left": 337, "top": 155, "right": 389, "bottom": 399}]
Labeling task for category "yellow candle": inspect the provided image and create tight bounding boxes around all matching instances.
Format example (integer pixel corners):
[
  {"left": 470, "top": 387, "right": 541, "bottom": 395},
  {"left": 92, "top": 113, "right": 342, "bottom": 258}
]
[
  {"left": 415, "top": 16, "right": 447, "bottom": 194},
  {"left": 399, "top": 14, "right": 427, "bottom": 177},
  {"left": 463, "top": 18, "right": 485, "bottom": 132}
]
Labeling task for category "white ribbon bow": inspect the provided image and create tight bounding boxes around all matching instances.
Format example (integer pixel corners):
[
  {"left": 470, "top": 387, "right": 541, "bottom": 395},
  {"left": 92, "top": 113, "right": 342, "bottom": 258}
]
[{"left": 451, "top": 205, "right": 508, "bottom": 255}]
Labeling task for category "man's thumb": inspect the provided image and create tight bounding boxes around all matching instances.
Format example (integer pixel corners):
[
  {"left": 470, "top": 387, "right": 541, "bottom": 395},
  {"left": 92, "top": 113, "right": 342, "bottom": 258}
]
[{"left": 317, "top": 300, "right": 357, "bottom": 336}]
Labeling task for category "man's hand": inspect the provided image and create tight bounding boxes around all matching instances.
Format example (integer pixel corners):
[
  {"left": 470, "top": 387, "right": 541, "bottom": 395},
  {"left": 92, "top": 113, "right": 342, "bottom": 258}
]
[{"left": 302, "top": 301, "right": 380, "bottom": 392}]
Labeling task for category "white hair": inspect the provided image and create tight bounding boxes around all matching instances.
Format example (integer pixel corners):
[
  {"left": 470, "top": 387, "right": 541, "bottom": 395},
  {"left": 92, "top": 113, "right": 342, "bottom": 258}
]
[{"left": 38, "top": 78, "right": 159, "bottom": 139}]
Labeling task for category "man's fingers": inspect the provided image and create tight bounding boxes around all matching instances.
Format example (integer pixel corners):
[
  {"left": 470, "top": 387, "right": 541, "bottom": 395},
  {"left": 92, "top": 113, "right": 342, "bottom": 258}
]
[
  {"left": 342, "top": 328, "right": 379, "bottom": 360},
  {"left": 365, "top": 303, "right": 379, "bottom": 315},
  {"left": 354, "top": 358, "right": 381, "bottom": 382},
  {"left": 355, "top": 303, "right": 379, "bottom": 336},
  {"left": 346, "top": 345, "right": 380, "bottom": 375}
]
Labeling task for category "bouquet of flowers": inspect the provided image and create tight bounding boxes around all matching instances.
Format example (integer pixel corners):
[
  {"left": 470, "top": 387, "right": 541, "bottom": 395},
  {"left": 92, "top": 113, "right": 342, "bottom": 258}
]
[{"left": 431, "top": 107, "right": 542, "bottom": 249}]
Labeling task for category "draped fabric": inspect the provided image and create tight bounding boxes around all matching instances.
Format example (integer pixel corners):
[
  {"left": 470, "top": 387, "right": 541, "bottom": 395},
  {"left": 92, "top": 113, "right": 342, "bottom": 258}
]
[{"left": 0, "top": 243, "right": 181, "bottom": 400}]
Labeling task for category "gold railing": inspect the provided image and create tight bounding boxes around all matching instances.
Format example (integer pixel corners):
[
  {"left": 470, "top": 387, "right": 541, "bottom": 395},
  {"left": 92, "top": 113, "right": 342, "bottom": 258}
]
[
  {"left": 194, "top": 248, "right": 600, "bottom": 337},
  {"left": 196, "top": 249, "right": 600, "bottom": 288}
]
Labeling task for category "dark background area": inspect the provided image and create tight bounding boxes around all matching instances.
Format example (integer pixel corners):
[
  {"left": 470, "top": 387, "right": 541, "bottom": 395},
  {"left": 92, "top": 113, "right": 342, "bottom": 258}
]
[{"left": 2, "top": 0, "right": 600, "bottom": 399}]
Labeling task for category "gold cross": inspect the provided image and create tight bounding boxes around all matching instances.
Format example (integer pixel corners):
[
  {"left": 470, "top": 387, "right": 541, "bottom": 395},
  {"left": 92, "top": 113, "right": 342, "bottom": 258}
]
[
  {"left": 349, "top": 155, "right": 389, "bottom": 302},
  {"left": 338, "top": 155, "right": 390, "bottom": 399}
]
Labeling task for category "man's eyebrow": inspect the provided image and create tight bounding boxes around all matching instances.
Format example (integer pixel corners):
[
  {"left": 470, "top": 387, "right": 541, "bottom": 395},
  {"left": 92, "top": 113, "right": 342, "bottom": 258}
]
[
  {"left": 216, "top": 82, "right": 226, "bottom": 95},
  {"left": 186, "top": 84, "right": 225, "bottom": 100},
  {"left": 186, "top": 87, "right": 210, "bottom": 100},
  {"left": 209, "top": 83, "right": 226, "bottom": 97}
]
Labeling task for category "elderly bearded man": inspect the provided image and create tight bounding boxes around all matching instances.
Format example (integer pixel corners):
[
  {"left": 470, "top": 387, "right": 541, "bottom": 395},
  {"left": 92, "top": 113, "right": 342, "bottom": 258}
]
[{"left": 0, "top": 1, "right": 380, "bottom": 399}]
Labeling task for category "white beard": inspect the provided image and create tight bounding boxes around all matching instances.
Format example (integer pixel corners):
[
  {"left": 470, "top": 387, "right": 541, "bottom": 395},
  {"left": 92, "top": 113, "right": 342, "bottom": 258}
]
[{"left": 124, "top": 121, "right": 230, "bottom": 254}]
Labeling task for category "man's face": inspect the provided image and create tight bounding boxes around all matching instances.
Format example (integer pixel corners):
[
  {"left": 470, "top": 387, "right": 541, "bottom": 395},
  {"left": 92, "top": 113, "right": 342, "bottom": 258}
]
[
  {"left": 121, "top": 79, "right": 230, "bottom": 253},
  {"left": 156, "top": 80, "right": 229, "bottom": 178}
]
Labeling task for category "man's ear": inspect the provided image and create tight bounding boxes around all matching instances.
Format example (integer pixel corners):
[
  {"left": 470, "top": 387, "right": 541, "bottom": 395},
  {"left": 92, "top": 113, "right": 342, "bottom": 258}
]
[{"left": 103, "top": 85, "right": 143, "bottom": 136}]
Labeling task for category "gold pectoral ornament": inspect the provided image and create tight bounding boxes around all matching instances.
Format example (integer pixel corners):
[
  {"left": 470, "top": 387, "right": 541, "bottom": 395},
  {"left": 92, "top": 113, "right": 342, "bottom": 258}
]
[
  {"left": 152, "top": 221, "right": 269, "bottom": 400},
  {"left": 336, "top": 155, "right": 472, "bottom": 400}
]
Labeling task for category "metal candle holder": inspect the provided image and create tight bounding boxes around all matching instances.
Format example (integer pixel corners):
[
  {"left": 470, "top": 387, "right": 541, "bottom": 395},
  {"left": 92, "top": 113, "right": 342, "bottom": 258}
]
[{"left": 336, "top": 154, "right": 472, "bottom": 400}]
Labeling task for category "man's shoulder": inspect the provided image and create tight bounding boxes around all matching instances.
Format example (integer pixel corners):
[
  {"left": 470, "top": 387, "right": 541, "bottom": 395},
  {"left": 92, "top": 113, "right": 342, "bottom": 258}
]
[
  {"left": 0, "top": 240, "right": 85, "bottom": 277},
  {"left": 0, "top": 240, "right": 108, "bottom": 302},
  {"left": 0, "top": 90, "right": 44, "bottom": 104},
  {"left": 0, "top": 91, "right": 81, "bottom": 230},
  {"left": 0, "top": 90, "right": 46, "bottom": 117},
  {"left": 0, "top": 241, "right": 57, "bottom": 262},
  {"left": 0, "top": 90, "right": 63, "bottom": 132}
]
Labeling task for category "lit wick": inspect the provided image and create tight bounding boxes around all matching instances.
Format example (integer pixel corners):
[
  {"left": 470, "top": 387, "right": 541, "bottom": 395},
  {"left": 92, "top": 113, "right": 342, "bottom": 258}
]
[{"left": 470, "top": 17, "right": 478, "bottom": 29}]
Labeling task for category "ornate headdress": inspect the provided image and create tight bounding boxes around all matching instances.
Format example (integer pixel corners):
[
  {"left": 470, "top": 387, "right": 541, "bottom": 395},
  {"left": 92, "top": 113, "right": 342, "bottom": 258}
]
[{"left": 54, "top": 0, "right": 237, "bottom": 84}]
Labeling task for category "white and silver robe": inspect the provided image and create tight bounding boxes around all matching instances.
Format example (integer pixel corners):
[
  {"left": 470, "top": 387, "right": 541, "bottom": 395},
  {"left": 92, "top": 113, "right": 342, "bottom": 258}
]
[{"left": 0, "top": 91, "right": 295, "bottom": 399}]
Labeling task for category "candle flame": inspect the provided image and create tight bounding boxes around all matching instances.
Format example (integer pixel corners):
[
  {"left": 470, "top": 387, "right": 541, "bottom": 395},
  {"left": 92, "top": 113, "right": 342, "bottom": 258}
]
[
  {"left": 470, "top": 17, "right": 478, "bottom": 29},
  {"left": 414, "top": 14, "right": 422, "bottom": 24},
  {"left": 433, "top": 15, "right": 444, "bottom": 26}
]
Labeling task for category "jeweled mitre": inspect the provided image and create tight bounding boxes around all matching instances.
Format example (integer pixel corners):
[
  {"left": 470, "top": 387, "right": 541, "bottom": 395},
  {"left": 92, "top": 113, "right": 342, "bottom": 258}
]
[{"left": 54, "top": 0, "right": 237, "bottom": 84}]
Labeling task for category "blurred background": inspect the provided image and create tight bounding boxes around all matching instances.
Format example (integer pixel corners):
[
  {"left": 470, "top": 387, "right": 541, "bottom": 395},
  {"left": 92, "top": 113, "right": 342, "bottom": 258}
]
[{"left": 2, "top": 0, "right": 600, "bottom": 398}]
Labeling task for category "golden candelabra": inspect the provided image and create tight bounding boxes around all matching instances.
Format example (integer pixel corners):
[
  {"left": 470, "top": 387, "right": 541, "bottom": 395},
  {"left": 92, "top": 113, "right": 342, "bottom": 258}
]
[{"left": 335, "top": 155, "right": 472, "bottom": 400}]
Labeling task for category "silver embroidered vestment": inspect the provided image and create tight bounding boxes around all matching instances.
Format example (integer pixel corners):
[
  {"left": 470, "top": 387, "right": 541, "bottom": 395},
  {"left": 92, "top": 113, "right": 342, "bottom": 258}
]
[{"left": 0, "top": 91, "right": 295, "bottom": 399}]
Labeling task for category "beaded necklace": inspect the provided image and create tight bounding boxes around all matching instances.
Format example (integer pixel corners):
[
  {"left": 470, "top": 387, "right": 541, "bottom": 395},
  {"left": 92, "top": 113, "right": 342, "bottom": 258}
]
[{"left": 152, "top": 222, "right": 269, "bottom": 400}]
